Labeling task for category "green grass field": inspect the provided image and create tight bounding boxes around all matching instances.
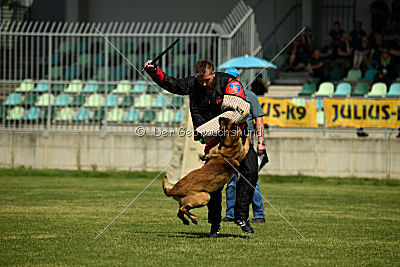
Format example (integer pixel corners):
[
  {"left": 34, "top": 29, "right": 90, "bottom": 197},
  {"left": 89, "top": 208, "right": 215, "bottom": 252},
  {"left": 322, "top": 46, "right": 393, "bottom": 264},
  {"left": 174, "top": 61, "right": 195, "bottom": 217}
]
[{"left": 0, "top": 168, "right": 399, "bottom": 266}]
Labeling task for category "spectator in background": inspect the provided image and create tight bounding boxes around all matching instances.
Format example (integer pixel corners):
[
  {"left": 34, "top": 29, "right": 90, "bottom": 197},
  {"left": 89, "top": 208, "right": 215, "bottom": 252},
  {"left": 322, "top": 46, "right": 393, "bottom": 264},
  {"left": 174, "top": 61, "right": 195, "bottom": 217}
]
[
  {"left": 353, "top": 37, "right": 373, "bottom": 69},
  {"left": 389, "top": 37, "right": 400, "bottom": 65},
  {"left": 392, "top": 0, "right": 400, "bottom": 24},
  {"left": 374, "top": 48, "right": 395, "bottom": 87},
  {"left": 350, "top": 21, "right": 367, "bottom": 49},
  {"left": 307, "top": 49, "right": 326, "bottom": 82},
  {"left": 370, "top": 0, "right": 390, "bottom": 34},
  {"left": 288, "top": 36, "right": 308, "bottom": 71},
  {"left": 304, "top": 26, "right": 315, "bottom": 54},
  {"left": 384, "top": 20, "right": 400, "bottom": 47},
  {"left": 320, "top": 37, "right": 337, "bottom": 70},
  {"left": 332, "top": 34, "right": 353, "bottom": 71},
  {"left": 251, "top": 74, "right": 269, "bottom": 96},
  {"left": 329, "top": 21, "right": 345, "bottom": 47},
  {"left": 370, "top": 34, "right": 385, "bottom": 68}
]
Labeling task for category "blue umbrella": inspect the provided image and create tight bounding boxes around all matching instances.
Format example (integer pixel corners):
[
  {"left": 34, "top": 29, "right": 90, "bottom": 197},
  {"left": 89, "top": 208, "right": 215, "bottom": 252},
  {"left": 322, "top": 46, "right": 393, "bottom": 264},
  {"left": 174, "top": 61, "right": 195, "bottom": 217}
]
[{"left": 217, "top": 55, "right": 277, "bottom": 70}]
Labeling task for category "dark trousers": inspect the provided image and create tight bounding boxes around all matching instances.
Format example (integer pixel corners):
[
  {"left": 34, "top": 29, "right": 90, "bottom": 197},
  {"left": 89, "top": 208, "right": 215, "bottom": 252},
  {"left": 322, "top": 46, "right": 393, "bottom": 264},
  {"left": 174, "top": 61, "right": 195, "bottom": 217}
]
[{"left": 207, "top": 145, "right": 259, "bottom": 224}]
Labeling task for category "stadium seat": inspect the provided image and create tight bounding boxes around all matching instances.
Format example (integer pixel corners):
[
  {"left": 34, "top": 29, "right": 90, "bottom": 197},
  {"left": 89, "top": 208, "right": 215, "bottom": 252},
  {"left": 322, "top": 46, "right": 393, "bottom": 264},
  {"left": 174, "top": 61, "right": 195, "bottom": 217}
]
[
  {"left": 84, "top": 94, "right": 104, "bottom": 108},
  {"left": 112, "top": 80, "right": 131, "bottom": 94},
  {"left": 122, "top": 53, "right": 138, "bottom": 66},
  {"left": 32, "top": 80, "right": 50, "bottom": 93},
  {"left": 15, "top": 79, "right": 34, "bottom": 93},
  {"left": 317, "top": 110, "right": 325, "bottom": 125},
  {"left": 72, "top": 108, "right": 90, "bottom": 122},
  {"left": 64, "top": 66, "right": 80, "bottom": 80},
  {"left": 35, "top": 93, "right": 55, "bottom": 107},
  {"left": 343, "top": 69, "right": 362, "bottom": 82},
  {"left": 386, "top": 83, "right": 400, "bottom": 97},
  {"left": 164, "top": 67, "right": 176, "bottom": 77},
  {"left": 107, "top": 108, "right": 124, "bottom": 122},
  {"left": 135, "top": 94, "right": 152, "bottom": 108},
  {"left": 298, "top": 83, "right": 316, "bottom": 96},
  {"left": 140, "top": 110, "right": 156, "bottom": 123},
  {"left": 41, "top": 108, "right": 56, "bottom": 121},
  {"left": 333, "top": 82, "right": 351, "bottom": 97},
  {"left": 119, "top": 95, "right": 135, "bottom": 108},
  {"left": 151, "top": 95, "right": 168, "bottom": 108},
  {"left": 77, "top": 54, "right": 91, "bottom": 66},
  {"left": 21, "top": 94, "right": 37, "bottom": 107},
  {"left": 123, "top": 42, "right": 135, "bottom": 54},
  {"left": 291, "top": 97, "right": 306, "bottom": 106},
  {"left": 329, "top": 68, "right": 344, "bottom": 81},
  {"left": 55, "top": 107, "right": 74, "bottom": 121},
  {"left": 94, "top": 67, "right": 110, "bottom": 80},
  {"left": 90, "top": 109, "right": 105, "bottom": 122},
  {"left": 6, "top": 106, "right": 24, "bottom": 120},
  {"left": 122, "top": 109, "right": 140, "bottom": 122},
  {"left": 56, "top": 41, "right": 72, "bottom": 53},
  {"left": 65, "top": 80, "right": 83, "bottom": 94},
  {"left": 351, "top": 83, "right": 369, "bottom": 96},
  {"left": 49, "top": 66, "right": 63, "bottom": 79},
  {"left": 368, "top": 82, "right": 387, "bottom": 97},
  {"left": 112, "top": 66, "right": 128, "bottom": 80},
  {"left": 93, "top": 54, "right": 105, "bottom": 66},
  {"left": 168, "top": 96, "right": 184, "bottom": 108},
  {"left": 3, "top": 93, "right": 21, "bottom": 106},
  {"left": 71, "top": 95, "right": 86, "bottom": 107},
  {"left": 156, "top": 109, "right": 174, "bottom": 123},
  {"left": 101, "top": 94, "right": 118, "bottom": 107},
  {"left": 23, "top": 107, "right": 41, "bottom": 121},
  {"left": 171, "top": 55, "right": 186, "bottom": 67},
  {"left": 315, "top": 82, "right": 334, "bottom": 96},
  {"left": 42, "top": 54, "right": 60, "bottom": 66},
  {"left": 51, "top": 84, "right": 65, "bottom": 94},
  {"left": 98, "top": 84, "right": 114, "bottom": 94},
  {"left": 147, "top": 85, "right": 161, "bottom": 94},
  {"left": 361, "top": 68, "right": 378, "bottom": 82},
  {"left": 81, "top": 81, "right": 99, "bottom": 94},
  {"left": 53, "top": 94, "right": 70, "bottom": 107},
  {"left": 0, "top": 107, "right": 7, "bottom": 121},
  {"left": 74, "top": 41, "right": 88, "bottom": 54},
  {"left": 172, "top": 110, "right": 184, "bottom": 123},
  {"left": 152, "top": 41, "right": 163, "bottom": 55}
]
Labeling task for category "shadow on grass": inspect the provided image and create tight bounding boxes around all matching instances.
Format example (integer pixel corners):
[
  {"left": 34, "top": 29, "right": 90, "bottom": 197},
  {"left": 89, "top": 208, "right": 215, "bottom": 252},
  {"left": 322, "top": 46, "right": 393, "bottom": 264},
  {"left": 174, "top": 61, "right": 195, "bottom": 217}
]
[{"left": 157, "top": 231, "right": 249, "bottom": 239}]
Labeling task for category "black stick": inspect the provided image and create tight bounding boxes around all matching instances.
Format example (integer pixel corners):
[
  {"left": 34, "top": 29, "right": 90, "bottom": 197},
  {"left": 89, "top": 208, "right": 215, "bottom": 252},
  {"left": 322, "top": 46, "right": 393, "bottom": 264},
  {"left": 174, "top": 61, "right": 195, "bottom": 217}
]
[{"left": 142, "top": 38, "right": 180, "bottom": 71}]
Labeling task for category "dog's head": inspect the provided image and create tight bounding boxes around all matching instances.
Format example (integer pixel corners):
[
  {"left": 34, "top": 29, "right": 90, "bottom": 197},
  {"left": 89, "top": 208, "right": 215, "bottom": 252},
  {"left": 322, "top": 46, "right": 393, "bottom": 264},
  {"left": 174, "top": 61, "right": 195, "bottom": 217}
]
[{"left": 218, "top": 117, "right": 241, "bottom": 147}]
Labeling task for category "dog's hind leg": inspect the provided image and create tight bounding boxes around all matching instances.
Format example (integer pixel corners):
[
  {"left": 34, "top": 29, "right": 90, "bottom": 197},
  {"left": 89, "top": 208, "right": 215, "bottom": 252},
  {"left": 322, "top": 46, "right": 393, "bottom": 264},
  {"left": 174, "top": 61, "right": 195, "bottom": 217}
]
[
  {"left": 177, "top": 207, "right": 190, "bottom": 225},
  {"left": 180, "top": 192, "right": 211, "bottom": 225}
]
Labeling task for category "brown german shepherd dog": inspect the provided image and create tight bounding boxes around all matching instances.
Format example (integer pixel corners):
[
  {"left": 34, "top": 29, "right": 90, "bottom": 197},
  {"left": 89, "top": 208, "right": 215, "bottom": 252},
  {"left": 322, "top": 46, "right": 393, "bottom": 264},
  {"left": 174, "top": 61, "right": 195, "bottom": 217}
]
[{"left": 162, "top": 118, "right": 251, "bottom": 225}]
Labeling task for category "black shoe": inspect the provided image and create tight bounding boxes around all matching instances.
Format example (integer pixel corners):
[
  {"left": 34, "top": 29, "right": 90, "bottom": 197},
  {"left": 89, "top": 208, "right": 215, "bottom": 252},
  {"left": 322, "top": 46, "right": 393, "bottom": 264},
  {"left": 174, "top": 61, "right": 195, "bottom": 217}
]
[
  {"left": 357, "top": 132, "right": 368, "bottom": 137},
  {"left": 221, "top": 217, "right": 234, "bottom": 222},
  {"left": 249, "top": 217, "right": 265, "bottom": 223},
  {"left": 235, "top": 220, "right": 254, "bottom": 234},
  {"left": 208, "top": 224, "right": 220, "bottom": 238}
]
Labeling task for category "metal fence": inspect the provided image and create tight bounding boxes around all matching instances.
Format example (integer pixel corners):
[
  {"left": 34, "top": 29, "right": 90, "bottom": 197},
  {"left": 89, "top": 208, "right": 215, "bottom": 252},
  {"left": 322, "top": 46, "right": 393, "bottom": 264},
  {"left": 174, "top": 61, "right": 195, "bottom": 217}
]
[{"left": 0, "top": 0, "right": 263, "bottom": 133}]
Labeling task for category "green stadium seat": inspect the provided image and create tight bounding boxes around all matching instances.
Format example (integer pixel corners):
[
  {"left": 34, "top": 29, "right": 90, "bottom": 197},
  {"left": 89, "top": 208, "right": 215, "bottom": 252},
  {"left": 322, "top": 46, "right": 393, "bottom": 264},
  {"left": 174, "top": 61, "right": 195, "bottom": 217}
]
[
  {"left": 49, "top": 66, "right": 63, "bottom": 79},
  {"left": 94, "top": 67, "right": 110, "bottom": 80},
  {"left": 317, "top": 110, "right": 325, "bottom": 125},
  {"left": 82, "top": 81, "right": 99, "bottom": 94},
  {"left": 122, "top": 53, "right": 138, "bottom": 66},
  {"left": 367, "top": 82, "right": 387, "bottom": 97},
  {"left": 32, "top": 80, "right": 50, "bottom": 93},
  {"left": 107, "top": 108, "right": 124, "bottom": 122},
  {"left": 122, "top": 109, "right": 140, "bottom": 122},
  {"left": 164, "top": 67, "right": 176, "bottom": 77},
  {"left": 0, "top": 107, "right": 8, "bottom": 121},
  {"left": 315, "top": 82, "right": 334, "bottom": 96},
  {"left": 3, "top": 93, "right": 21, "bottom": 106},
  {"left": 351, "top": 83, "right": 369, "bottom": 96},
  {"left": 72, "top": 108, "right": 89, "bottom": 122},
  {"left": 171, "top": 55, "right": 186, "bottom": 67},
  {"left": 123, "top": 42, "right": 135, "bottom": 54},
  {"left": 84, "top": 94, "right": 104, "bottom": 108},
  {"left": 41, "top": 108, "right": 56, "bottom": 121},
  {"left": 361, "top": 68, "right": 378, "bottom": 82},
  {"left": 343, "top": 69, "right": 362, "bottom": 82},
  {"left": 21, "top": 94, "right": 37, "bottom": 107},
  {"left": 298, "top": 83, "right": 316, "bottom": 96},
  {"left": 387, "top": 83, "right": 400, "bottom": 97},
  {"left": 101, "top": 94, "right": 118, "bottom": 107},
  {"left": 152, "top": 41, "right": 163, "bottom": 56},
  {"left": 51, "top": 84, "right": 65, "bottom": 94},
  {"left": 156, "top": 109, "right": 174, "bottom": 123},
  {"left": 77, "top": 54, "right": 91, "bottom": 66},
  {"left": 35, "top": 93, "right": 55, "bottom": 107},
  {"left": 65, "top": 80, "right": 83, "bottom": 94},
  {"left": 90, "top": 109, "right": 105, "bottom": 122},
  {"left": 119, "top": 95, "right": 135, "bottom": 108},
  {"left": 71, "top": 95, "right": 86, "bottom": 107},
  {"left": 56, "top": 41, "right": 72, "bottom": 53},
  {"left": 112, "top": 66, "right": 128, "bottom": 80},
  {"left": 15, "top": 79, "right": 34, "bottom": 93},
  {"left": 329, "top": 68, "right": 344, "bottom": 81},
  {"left": 172, "top": 110, "right": 184, "bottom": 123},
  {"left": 147, "top": 85, "right": 161, "bottom": 94},
  {"left": 140, "top": 110, "right": 156, "bottom": 123},
  {"left": 130, "top": 82, "right": 147, "bottom": 94},
  {"left": 291, "top": 97, "right": 306, "bottom": 106},
  {"left": 93, "top": 54, "right": 105, "bottom": 66},
  {"left": 98, "top": 84, "right": 114, "bottom": 94},
  {"left": 53, "top": 94, "right": 70, "bottom": 107},
  {"left": 42, "top": 54, "right": 60, "bottom": 66},
  {"left": 135, "top": 94, "right": 152, "bottom": 108},
  {"left": 333, "top": 82, "right": 351, "bottom": 97},
  {"left": 151, "top": 95, "right": 168, "bottom": 109},
  {"left": 74, "top": 41, "right": 88, "bottom": 54},
  {"left": 23, "top": 107, "right": 40, "bottom": 121},
  {"left": 112, "top": 80, "right": 131, "bottom": 94},
  {"left": 55, "top": 107, "right": 74, "bottom": 121},
  {"left": 64, "top": 66, "right": 80, "bottom": 80},
  {"left": 6, "top": 106, "right": 24, "bottom": 120},
  {"left": 168, "top": 96, "right": 184, "bottom": 109}
]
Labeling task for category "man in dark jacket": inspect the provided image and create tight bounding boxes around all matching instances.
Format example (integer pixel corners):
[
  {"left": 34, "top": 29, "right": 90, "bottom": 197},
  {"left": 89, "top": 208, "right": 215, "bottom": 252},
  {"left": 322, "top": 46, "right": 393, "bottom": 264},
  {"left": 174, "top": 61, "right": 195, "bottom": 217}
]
[{"left": 144, "top": 59, "right": 259, "bottom": 238}]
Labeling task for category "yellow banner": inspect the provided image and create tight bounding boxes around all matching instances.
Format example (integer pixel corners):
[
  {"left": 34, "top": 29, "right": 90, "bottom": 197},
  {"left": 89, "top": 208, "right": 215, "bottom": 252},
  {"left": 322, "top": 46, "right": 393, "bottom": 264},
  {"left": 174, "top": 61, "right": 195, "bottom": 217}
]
[
  {"left": 258, "top": 98, "right": 318, "bottom": 128},
  {"left": 324, "top": 98, "right": 400, "bottom": 128}
]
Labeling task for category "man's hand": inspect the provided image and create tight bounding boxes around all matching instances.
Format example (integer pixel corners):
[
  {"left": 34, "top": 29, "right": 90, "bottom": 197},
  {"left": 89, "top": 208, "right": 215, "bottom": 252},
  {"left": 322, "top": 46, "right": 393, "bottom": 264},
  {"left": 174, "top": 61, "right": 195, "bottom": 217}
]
[
  {"left": 257, "top": 143, "right": 266, "bottom": 156},
  {"left": 144, "top": 60, "right": 157, "bottom": 72}
]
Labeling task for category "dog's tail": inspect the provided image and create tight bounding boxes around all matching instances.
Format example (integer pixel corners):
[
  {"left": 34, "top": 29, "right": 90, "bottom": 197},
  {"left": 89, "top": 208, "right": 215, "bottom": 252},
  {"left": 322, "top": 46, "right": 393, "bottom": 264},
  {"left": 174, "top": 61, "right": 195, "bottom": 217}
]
[{"left": 162, "top": 176, "right": 174, "bottom": 196}]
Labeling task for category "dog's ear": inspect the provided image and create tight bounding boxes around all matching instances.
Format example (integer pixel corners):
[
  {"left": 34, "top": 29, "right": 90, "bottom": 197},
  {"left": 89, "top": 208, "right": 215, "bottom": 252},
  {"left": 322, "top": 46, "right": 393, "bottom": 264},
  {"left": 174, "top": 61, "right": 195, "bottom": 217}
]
[{"left": 219, "top": 117, "right": 228, "bottom": 127}]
